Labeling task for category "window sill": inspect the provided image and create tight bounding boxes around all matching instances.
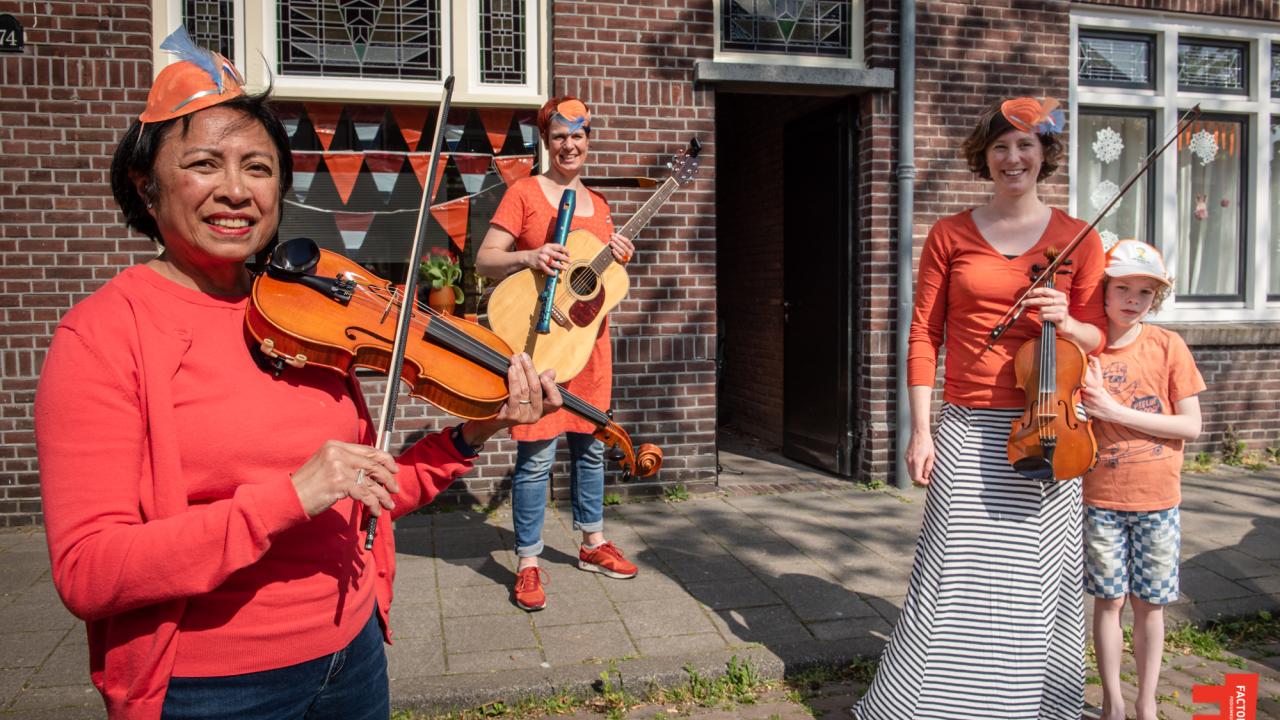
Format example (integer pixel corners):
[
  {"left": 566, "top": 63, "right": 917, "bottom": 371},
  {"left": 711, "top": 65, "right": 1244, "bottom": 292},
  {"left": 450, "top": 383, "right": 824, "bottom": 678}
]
[
  {"left": 1157, "top": 321, "right": 1280, "bottom": 347},
  {"left": 694, "top": 60, "right": 893, "bottom": 94}
]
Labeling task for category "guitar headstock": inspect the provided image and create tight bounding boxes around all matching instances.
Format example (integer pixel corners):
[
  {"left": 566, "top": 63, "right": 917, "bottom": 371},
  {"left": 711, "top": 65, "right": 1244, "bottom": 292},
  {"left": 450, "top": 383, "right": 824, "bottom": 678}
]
[{"left": 666, "top": 137, "right": 702, "bottom": 187}]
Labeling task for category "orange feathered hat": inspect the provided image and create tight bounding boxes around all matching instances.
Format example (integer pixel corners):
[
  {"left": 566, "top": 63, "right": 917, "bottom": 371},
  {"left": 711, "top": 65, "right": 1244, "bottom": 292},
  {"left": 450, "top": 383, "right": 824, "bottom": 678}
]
[
  {"left": 1000, "top": 97, "right": 1064, "bottom": 135},
  {"left": 139, "top": 27, "right": 246, "bottom": 124}
]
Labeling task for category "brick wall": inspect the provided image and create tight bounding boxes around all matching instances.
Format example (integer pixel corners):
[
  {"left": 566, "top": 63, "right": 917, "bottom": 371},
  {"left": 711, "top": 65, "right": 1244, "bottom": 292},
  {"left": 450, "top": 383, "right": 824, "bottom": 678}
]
[{"left": 0, "top": 2, "right": 156, "bottom": 526}]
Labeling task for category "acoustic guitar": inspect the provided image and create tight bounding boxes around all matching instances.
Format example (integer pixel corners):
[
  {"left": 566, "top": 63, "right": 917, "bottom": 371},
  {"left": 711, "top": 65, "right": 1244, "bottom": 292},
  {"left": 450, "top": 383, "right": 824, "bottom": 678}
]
[{"left": 485, "top": 139, "right": 701, "bottom": 381}]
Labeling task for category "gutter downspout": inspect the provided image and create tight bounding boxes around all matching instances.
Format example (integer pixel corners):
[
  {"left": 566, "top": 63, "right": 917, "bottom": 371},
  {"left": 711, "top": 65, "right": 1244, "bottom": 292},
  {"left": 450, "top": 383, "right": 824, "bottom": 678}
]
[{"left": 895, "top": 0, "right": 917, "bottom": 490}]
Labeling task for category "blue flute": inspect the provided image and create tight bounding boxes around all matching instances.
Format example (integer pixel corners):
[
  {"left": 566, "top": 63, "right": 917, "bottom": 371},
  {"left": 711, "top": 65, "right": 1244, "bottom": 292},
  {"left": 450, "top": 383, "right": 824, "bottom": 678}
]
[{"left": 536, "top": 188, "right": 575, "bottom": 334}]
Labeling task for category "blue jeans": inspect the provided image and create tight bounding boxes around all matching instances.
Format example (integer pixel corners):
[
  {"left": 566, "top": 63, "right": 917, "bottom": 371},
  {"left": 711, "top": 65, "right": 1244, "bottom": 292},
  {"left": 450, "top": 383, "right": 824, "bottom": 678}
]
[
  {"left": 162, "top": 609, "right": 389, "bottom": 720},
  {"left": 513, "top": 432, "right": 605, "bottom": 557}
]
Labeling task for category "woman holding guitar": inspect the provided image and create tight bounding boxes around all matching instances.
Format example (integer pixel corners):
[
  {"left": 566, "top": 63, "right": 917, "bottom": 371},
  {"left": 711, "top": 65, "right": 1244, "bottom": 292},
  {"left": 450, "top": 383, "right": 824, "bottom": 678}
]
[
  {"left": 476, "top": 97, "right": 639, "bottom": 612},
  {"left": 854, "top": 98, "right": 1107, "bottom": 720}
]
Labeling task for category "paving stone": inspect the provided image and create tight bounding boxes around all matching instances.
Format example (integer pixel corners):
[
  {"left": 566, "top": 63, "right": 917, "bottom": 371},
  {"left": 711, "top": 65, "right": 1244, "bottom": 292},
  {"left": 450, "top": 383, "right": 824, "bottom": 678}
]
[
  {"left": 1178, "top": 566, "right": 1251, "bottom": 601},
  {"left": 537, "top": 620, "right": 637, "bottom": 666},
  {"left": 770, "top": 574, "right": 879, "bottom": 622},
  {"left": 528, "top": 585, "right": 618, "bottom": 627},
  {"left": 386, "top": 635, "right": 445, "bottom": 680},
  {"left": 806, "top": 615, "right": 894, "bottom": 643},
  {"left": 659, "top": 552, "right": 755, "bottom": 584},
  {"left": 442, "top": 614, "right": 536, "bottom": 654},
  {"left": 0, "top": 665, "right": 33, "bottom": 706},
  {"left": 439, "top": 584, "right": 523, "bottom": 618},
  {"left": 633, "top": 632, "right": 728, "bottom": 656},
  {"left": 599, "top": 569, "right": 685, "bottom": 603},
  {"left": 683, "top": 577, "right": 781, "bottom": 610},
  {"left": 617, "top": 597, "right": 716, "bottom": 638},
  {"left": 0, "top": 630, "right": 63, "bottom": 669},
  {"left": 4, "top": 682, "right": 103, "bottom": 714},
  {"left": 434, "top": 552, "right": 515, "bottom": 588},
  {"left": 1185, "top": 547, "right": 1279, "bottom": 581},
  {"left": 710, "top": 604, "right": 811, "bottom": 645},
  {"left": 25, "top": 641, "right": 88, "bottom": 689},
  {"left": 444, "top": 648, "right": 545, "bottom": 674},
  {"left": 388, "top": 601, "right": 443, "bottom": 641}
]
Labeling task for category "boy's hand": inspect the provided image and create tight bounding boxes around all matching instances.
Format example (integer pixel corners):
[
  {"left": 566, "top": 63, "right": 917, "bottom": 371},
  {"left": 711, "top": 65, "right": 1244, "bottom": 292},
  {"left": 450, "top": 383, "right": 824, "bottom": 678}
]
[{"left": 1081, "top": 357, "right": 1123, "bottom": 422}]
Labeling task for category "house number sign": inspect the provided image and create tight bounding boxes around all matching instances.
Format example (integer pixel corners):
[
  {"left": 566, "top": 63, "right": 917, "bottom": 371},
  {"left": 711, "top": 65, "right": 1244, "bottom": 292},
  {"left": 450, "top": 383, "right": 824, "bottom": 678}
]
[{"left": 0, "top": 15, "right": 25, "bottom": 53}]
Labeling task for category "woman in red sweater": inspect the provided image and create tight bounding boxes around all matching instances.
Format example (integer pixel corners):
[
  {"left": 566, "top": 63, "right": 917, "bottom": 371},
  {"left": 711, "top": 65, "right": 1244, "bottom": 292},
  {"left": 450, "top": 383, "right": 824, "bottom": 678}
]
[
  {"left": 34, "top": 31, "right": 558, "bottom": 720},
  {"left": 855, "top": 98, "right": 1107, "bottom": 720}
]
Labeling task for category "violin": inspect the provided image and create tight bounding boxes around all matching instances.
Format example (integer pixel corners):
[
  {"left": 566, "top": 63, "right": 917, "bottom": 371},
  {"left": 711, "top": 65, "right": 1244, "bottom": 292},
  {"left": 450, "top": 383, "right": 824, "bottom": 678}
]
[
  {"left": 245, "top": 237, "right": 663, "bottom": 480},
  {"left": 1007, "top": 250, "right": 1097, "bottom": 481}
]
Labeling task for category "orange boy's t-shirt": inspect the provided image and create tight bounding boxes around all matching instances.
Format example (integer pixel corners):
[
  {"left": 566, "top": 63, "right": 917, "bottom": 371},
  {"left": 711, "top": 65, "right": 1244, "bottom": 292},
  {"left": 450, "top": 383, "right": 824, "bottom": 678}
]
[{"left": 1083, "top": 324, "right": 1206, "bottom": 511}]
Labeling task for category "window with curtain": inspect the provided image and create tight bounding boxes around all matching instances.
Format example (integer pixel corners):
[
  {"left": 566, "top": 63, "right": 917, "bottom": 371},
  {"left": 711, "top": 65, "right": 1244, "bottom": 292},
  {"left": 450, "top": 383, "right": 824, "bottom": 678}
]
[
  {"left": 1176, "top": 115, "right": 1247, "bottom": 299},
  {"left": 1077, "top": 111, "right": 1154, "bottom": 250},
  {"left": 1271, "top": 116, "right": 1280, "bottom": 298}
]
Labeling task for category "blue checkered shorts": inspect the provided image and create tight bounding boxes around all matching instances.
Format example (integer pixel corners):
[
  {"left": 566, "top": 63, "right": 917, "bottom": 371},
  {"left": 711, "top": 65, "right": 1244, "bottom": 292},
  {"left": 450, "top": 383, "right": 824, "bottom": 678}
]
[{"left": 1084, "top": 505, "right": 1180, "bottom": 605}]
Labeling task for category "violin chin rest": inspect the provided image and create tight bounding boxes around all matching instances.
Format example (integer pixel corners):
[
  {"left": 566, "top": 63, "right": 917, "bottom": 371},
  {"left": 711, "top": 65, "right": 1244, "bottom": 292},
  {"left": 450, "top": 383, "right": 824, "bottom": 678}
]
[
  {"left": 269, "top": 237, "right": 322, "bottom": 278},
  {"left": 1012, "top": 456, "right": 1055, "bottom": 481}
]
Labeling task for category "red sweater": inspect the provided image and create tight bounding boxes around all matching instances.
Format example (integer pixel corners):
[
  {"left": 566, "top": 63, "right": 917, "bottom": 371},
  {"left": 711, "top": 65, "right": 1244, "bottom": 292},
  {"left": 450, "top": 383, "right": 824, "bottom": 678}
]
[
  {"left": 907, "top": 208, "right": 1108, "bottom": 408},
  {"left": 35, "top": 265, "right": 473, "bottom": 719}
]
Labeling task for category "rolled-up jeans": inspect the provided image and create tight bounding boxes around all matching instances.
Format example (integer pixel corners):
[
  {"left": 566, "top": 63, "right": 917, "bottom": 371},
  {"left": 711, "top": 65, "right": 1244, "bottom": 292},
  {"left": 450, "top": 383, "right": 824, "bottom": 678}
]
[{"left": 512, "top": 432, "right": 605, "bottom": 557}]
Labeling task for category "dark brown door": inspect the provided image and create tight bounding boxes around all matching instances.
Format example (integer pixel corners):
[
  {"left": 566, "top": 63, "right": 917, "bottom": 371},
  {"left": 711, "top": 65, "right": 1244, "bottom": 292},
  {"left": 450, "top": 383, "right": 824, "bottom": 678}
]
[{"left": 781, "top": 100, "right": 857, "bottom": 477}]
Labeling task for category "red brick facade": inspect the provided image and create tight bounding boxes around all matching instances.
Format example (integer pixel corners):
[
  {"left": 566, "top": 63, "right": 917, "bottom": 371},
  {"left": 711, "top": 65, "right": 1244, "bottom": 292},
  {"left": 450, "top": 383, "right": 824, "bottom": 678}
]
[{"left": 3, "top": 1, "right": 1278, "bottom": 525}]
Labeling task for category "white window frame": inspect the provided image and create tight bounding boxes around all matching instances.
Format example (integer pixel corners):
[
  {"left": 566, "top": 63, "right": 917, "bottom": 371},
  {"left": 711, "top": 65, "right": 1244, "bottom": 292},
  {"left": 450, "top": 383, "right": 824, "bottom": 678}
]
[
  {"left": 711, "top": 0, "right": 867, "bottom": 69},
  {"left": 153, "top": 0, "right": 546, "bottom": 107},
  {"left": 1070, "top": 7, "right": 1280, "bottom": 323}
]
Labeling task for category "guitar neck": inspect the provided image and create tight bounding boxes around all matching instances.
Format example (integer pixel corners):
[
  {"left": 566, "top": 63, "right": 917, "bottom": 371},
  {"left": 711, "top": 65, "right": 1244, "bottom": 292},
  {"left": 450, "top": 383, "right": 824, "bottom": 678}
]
[{"left": 589, "top": 177, "right": 682, "bottom": 270}]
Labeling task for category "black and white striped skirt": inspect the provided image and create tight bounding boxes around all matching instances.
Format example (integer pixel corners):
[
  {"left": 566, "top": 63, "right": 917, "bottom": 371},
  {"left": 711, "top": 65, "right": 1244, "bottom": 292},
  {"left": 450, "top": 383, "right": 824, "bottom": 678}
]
[{"left": 855, "top": 404, "right": 1085, "bottom": 720}]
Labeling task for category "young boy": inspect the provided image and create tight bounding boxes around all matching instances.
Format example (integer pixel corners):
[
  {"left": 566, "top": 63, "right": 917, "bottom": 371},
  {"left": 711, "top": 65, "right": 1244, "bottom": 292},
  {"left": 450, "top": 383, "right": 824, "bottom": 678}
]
[{"left": 1080, "top": 239, "right": 1205, "bottom": 720}]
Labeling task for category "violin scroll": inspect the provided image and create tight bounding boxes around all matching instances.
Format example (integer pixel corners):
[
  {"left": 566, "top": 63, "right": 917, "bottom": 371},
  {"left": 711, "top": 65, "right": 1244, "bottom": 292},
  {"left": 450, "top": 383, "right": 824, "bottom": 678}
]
[{"left": 592, "top": 422, "right": 663, "bottom": 480}]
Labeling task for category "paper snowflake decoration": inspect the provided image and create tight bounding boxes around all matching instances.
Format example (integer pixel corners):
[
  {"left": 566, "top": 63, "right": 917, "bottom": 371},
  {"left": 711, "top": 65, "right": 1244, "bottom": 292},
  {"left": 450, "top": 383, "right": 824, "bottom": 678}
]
[
  {"left": 1092, "top": 127, "right": 1124, "bottom": 164},
  {"left": 1099, "top": 230, "right": 1119, "bottom": 252},
  {"left": 1090, "top": 180, "right": 1121, "bottom": 216},
  {"left": 1189, "top": 129, "right": 1219, "bottom": 166}
]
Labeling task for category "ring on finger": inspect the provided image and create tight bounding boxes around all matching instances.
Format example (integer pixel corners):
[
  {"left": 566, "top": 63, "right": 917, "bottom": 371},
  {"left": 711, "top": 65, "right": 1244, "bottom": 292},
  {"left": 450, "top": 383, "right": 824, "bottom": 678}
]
[{"left": 518, "top": 399, "right": 533, "bottom": 405}]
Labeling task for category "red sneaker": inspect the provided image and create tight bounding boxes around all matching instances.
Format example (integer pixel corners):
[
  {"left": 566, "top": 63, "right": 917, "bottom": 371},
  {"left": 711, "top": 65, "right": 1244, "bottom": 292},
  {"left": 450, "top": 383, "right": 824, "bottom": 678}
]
[
  {"left": 513, "top": 566, "right": 548, "bottom": 611},
  {"left": 578, "top": 541, "right": 638, "bottom": 579}
]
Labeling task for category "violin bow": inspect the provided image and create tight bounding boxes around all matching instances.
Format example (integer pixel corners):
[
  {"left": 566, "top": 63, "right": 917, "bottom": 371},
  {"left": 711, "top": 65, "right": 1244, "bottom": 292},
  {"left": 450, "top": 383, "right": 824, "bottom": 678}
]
[
  {"left": 987, "top": 104, "right": 1201, "bottom": 349},
  {"left": 361, "top": 76, "right": 456, "bottom": 551}
]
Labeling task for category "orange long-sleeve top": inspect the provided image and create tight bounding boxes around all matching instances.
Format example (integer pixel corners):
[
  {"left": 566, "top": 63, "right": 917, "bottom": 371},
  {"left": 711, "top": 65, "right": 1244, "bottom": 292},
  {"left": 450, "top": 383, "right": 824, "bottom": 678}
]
[{"left": 906, "top": 208, "right": 1108, "bottom": 409}]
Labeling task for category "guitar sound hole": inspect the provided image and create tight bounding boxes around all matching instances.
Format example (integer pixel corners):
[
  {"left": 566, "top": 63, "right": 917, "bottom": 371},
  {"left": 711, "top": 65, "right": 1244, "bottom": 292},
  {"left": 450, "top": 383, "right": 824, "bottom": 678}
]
[{"left": 567, "top": 266, "right": 598, "bottom": 297}]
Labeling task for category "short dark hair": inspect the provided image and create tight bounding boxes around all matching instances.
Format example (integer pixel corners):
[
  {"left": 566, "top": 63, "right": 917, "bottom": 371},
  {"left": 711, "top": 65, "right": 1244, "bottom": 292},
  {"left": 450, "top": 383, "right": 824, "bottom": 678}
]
[
  {"left": 110, "top": 91, "right": 293, "bottom": 245},
  {"left": 960, "top": 100, "right": 1064, "bottom": 182}
]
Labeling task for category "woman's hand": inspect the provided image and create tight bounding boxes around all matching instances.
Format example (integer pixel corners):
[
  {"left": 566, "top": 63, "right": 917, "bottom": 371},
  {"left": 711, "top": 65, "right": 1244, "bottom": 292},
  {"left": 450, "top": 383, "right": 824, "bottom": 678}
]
[
  {"left": 607, "top": 233, "right": 634, "bottom": 264},
  {"left": 528, "top": 243, "right": 571, "bottom": 275},
  {"left": 905, "top": 428, "right": 936, "bottom": 487},
  {"left": 291, "top": 441, "right": 402, "bottom": 519},
  {"left": 458, "top": 353, "right": 565, "bottom": 448},
  {"left": 1019, "top": 286, "right": 1071, "bottom": 325},
  {"left": 1081, "top": 357, "right": 1124, "bottom": 423}
]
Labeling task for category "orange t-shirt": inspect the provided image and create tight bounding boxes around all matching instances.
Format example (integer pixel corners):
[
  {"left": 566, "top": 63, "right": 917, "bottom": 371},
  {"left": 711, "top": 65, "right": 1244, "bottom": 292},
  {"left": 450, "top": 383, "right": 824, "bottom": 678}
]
[
  {"left": 1082, "top": 324, "right": 1206, "bottom": 511},
  {"left": 907, "top": 208, "right": 1108, "bottom": 408},
  {"left": 489, "top": 176, "right": 614, "bottom": 442}
]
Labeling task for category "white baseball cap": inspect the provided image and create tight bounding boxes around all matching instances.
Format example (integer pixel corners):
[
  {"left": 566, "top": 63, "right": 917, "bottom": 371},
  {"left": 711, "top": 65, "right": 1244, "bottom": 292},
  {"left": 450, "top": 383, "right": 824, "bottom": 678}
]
[{"left": 1105, "top": 239, "right": 1172, "bottom": 287}]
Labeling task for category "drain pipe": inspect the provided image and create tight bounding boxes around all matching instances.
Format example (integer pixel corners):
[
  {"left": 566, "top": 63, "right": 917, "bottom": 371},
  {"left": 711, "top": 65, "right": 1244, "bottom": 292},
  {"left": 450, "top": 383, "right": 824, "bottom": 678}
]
[{"left": 894, "top": 0, "right": 917, "bottom": 490}]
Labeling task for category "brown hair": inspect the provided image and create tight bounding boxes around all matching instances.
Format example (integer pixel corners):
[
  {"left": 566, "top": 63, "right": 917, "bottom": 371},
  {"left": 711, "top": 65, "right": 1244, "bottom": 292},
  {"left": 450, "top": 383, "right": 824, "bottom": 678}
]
[
  {"left": 1103, "top": 274, "right": 1171, "bottom": 313},
  {"left": 960, "top": 100, "right": 1064, "bottom": 182},
  {"left": 536, "top": 96, "right": 592, "bottom": 141}
]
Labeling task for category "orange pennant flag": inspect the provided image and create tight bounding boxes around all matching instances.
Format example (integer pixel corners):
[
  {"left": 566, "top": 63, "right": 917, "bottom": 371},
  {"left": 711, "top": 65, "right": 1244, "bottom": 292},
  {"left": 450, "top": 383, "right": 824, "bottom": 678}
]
[
  {"left": 477, "top": 108, "right": 515, "bottom": 154},
  {"left": 305, "top": 103, "right": 343, "bottom": 152},
  {"left": 494, "top": 155, "right": 535, "bottom": 187},
  {"left": 430, "top": 196, "right": 471, "bottom": 252},
  {"left": 409, "top": 153, "right": 449, "bottom": 204},
  {"left": 391, "top": 106, "right": 430, "bottom": 151},
  {"left": 323, "top": 153, "right": 365, "bottom": 205}
]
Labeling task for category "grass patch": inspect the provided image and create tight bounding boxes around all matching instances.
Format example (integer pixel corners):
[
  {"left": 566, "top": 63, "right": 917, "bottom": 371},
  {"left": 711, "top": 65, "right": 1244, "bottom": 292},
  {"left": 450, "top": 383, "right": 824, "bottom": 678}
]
[
  {"left": 662, "top": 484, "right": 690, "bottom": 503},
  {"left": 1164, "top": 610, "right": 1279, "bottom": 661},
  {"left": 603, "top": 492, "right": 623, "bottom": 507},
  {"left": 1183, "top": 451, "right": 1215, "bottom": 473}
]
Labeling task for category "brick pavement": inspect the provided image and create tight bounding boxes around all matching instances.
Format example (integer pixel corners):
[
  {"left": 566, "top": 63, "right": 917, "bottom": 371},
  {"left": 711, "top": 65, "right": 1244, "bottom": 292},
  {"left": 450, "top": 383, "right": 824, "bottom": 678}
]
[{"left": 1, "top": 464, "right": 1277, "bottom": 719}]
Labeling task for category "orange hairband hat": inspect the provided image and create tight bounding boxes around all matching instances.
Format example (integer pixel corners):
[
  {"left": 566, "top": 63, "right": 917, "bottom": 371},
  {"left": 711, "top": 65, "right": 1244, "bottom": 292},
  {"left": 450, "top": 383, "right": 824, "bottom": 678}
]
[
  {"left": 550, "top": 99, "right": 591, "bottom": 134},
  {"left": 1000, "top": 97, "right": 1064, "bottom": 136},
  {"left": 139, "top": 26, "right": 246, "bottom": 124}
]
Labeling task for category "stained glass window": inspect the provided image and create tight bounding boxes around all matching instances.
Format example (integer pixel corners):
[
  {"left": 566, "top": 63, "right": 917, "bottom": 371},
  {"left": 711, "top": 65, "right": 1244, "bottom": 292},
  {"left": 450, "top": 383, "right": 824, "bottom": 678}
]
[
  {"left": 1270, "top": 117, "right": 1280, "bottom": 297},
  {"left": 1178, "top": 39, "right": 1247, "bottom": 94},
  {"left": 184, "top": 0, "right": 235, "bottom": 60},
  {"left": 480, "top": 0, "right": 525, "bottom": 85},
  {"left": 721, "top": 0, "right": 851, "bottom": 58},
  {"left": 1078, "top": 31, "right": 1154, "bottom": 89},
  {"left": 1177, "top": 115, "right": 1247, "bottom": 298},
  {"left": 1271, "top": 47, "right": 1280, "bottom": 98},
  {"left": 278, "top": 0, "right": 442, "bottom": 80}
]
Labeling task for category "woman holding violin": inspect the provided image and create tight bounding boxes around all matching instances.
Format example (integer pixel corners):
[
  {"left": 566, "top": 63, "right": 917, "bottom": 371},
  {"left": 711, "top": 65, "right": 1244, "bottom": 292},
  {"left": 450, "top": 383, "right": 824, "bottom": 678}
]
[
  {"left": 476, "top": 96, "right": 638, "bottom": 613},
  {"left": 34, "top": 33, "right": 558, "bottom": 720},
  {"left": 855, "top": 98, "right": 1108, "bottom": 720}
]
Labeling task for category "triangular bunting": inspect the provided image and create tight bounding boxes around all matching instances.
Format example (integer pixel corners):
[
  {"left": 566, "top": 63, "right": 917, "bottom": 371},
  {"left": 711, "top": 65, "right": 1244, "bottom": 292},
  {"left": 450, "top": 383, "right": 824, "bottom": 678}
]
[
  {"left": 349, "top": 106, "right": 384, "bottom": 148},
  {"left": 364, "top": 152, "right": 404, "bottom": 197},
  {"left": 323, "top": 152, "right": 366, "bottom": 205},
  {"left": 477, "top": 108, "right": 515, "bottom": 154},
  {"left": 391, "top": 106, "right": 430, "bottom": 152},
  {"left": 409, "top": 153, "right": 449, "bottom": 204},
  {"left": 453, "top": 154, "right": 491, "bottom": 195},
  {"left": 494, "top": 155, "right": 535, "bottom": 187},
  {"left": 305, "top": 103, "right": 343, "bottom": 152},
  {"left": 445, "top": 108, "right": 470, "bottom": 151},
  {"left": 334, "top": 211, "right": 376, "bottom": 251},
  {"left": 291, "top": 152, "right": 323, "bottom": 202},
  {"left": 430, "top": 196, "right": 471, "bottom": 252},
  {"left": 517, "top": 118, "right": 537, "bottom": 149}
]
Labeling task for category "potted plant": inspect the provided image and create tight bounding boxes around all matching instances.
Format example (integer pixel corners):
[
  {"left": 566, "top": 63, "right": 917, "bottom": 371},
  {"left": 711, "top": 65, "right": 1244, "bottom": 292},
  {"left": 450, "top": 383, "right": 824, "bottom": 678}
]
[{"left": 419, "top": 248, "right": 464, "bottom": 315}]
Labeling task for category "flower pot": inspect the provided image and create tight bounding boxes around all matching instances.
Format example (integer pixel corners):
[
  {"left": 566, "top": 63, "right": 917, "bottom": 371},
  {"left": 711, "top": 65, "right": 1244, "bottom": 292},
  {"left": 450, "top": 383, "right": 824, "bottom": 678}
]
[{"left": 426, "top": 286, "right": 457, "bottom": 316}]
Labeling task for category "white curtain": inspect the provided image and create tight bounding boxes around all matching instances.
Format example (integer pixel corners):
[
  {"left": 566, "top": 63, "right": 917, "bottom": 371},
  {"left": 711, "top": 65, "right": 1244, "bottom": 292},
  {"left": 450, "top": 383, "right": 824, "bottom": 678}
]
[{"left": 1177, "top": 118, "right": 1243, "bottom": 297}]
